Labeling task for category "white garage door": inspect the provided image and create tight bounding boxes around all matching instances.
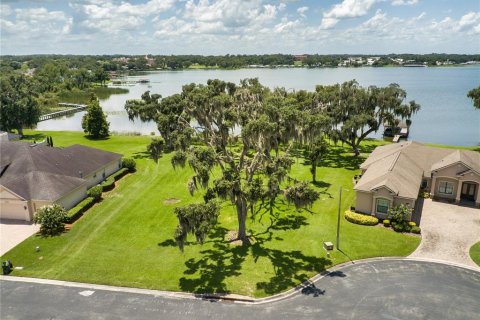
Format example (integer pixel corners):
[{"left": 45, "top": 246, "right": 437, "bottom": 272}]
[{"left": 0, "top": 201, "right": 29, "bottom": 221}]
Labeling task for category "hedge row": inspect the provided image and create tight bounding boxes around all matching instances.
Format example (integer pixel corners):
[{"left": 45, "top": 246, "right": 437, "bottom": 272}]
[
  {"left": 66, "top": 197, "right": 96, "bottom": 222},
  {"left": 66, "top": 168, "right": 130, "bottom": 223},
  {"left": 344, "top": 210, "right": 379, "bottom": 226},
  {"left": 101, "top": 177, "right": 115, "bottom": 191},
  {"left": 112, "top": 168, "right": 129, "bottom": 181}
]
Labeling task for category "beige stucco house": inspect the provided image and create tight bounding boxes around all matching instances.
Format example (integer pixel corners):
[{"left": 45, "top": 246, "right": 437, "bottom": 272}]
[
  {"left": 0, "top": 141, "right": 122, "bottom": 221},
  {"left": 354, "top": 141, "right": 480, "bottom": 220}
]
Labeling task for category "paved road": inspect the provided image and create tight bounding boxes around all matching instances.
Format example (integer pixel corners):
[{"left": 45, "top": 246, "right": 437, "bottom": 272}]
[{"left": 1, "top": 260, "right": 479, "bottom": 320}]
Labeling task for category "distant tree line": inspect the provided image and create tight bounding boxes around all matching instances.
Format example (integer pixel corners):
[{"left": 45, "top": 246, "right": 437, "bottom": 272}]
[{"left": 2, "top": 53, "right": 479, "bottom": 73}]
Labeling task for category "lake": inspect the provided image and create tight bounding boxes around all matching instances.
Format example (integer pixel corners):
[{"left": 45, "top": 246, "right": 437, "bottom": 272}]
[{"left": 37, "top": 66, "right": 480, "bottom": 146}]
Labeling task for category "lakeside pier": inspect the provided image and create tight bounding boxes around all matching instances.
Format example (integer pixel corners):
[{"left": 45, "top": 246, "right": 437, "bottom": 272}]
[{"left": 39, "top": 103, "right": 87, "bottom": 121}]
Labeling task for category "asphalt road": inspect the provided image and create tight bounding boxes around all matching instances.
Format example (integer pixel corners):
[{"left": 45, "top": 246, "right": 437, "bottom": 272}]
[{"left": 1, "top": 260, "right": 479, "bottom": 320}]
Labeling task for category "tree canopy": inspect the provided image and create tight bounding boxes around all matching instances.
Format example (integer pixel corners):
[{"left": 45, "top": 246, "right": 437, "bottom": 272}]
[
  {"left": 127, "top": 78, "right": 418, "bottom": 249},
  {"left": 0, "top": 73, "right": 40, "bottom": 136},
  {"left": 82, "top": 94, "right": 110, "bottom": 138},
  {"left": 467, "top": 86, "right": 480, "bottom": 109},
  {"left": 317, "top": 80, "right": 420, "bottom": 155}
]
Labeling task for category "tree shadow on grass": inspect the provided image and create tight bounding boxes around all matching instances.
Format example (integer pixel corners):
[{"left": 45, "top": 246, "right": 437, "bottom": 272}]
[
  {"left": 254, "top": 246, "right": 331, "bottom": 295},
  {"left": 317, "top": 146, "right": 365, "bottom": 170},
  {"left": 132, "top": 151, "right": 150, "bottom": 160},
  {"left": 175, "top": 209, "right": 331, "bottom": 296},
  {"left": 84, "top": 135, "right": 110, "bottom": 141},
  {"left": 179, "top": 227, "right": 249, "bottom": 294},
  {"left": 21, "top": 133, "right": 45, "bottom": 142}
]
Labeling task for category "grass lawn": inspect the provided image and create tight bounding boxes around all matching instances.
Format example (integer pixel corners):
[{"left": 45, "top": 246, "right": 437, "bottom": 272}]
[
  {"left": 470, "top": 242, "right": 480, "bottom": 267},
  {"left": 2, "top": 131, "right": 420, "bottom": 297}
]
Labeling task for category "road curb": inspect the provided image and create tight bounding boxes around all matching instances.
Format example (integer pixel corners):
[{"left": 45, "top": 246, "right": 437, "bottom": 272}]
[{"left": 1, "top": 257, "right": 479, "bottom": 304}]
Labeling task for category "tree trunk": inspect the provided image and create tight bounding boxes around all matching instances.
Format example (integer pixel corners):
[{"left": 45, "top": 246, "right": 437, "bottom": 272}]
[
  {"left": 311, "top": 162, "right": 317, "bottom": 183},
  {"left": 352, "top": 144, "right": 360, "bottom": 156},
  {"left": 17, "top": 127, "right": 24, "bottom": 137},
  {"left": 235, "top": 196, "right": 249, "bottom": 244}
]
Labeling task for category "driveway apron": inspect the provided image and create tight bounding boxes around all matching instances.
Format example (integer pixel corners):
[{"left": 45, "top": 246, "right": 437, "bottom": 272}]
[
  {"left": 0, "top": 220, "right": 39, "bottom": 256},
  {"left": 409, "top": 199, "right": 480, "bottom": 269}
]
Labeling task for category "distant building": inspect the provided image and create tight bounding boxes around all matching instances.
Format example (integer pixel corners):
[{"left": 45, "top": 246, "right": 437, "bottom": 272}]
[{"left": 294, "top": 55, "right": 308, "bottom": 61}]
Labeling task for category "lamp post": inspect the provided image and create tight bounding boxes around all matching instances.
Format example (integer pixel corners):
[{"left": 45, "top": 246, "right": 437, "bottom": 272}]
[{"left": 336, "top": 187, "right": 342, "bottom": 250}]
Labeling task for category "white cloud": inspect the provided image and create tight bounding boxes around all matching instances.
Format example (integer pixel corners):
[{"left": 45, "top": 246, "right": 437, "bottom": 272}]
[
  {"left": 458, "top": 11, "right": 480, "bottom": 31},
  {"left": 430, "top": 11, "right": 480, "bottom": 34},
  {"left": 1, "top": 7, "right": 73, "bottom": 37},
  {"left": 321, "top": 0, "right": 378, "bottom": 29},
  {"left": 74, "top": 0, "right": 176, "bottom": 33},
  {"left": 391, "top": 0, "right": 418, "bottom": 6},
  {"left": 297, "top": 6, "right": 308, "bottom": 18}
]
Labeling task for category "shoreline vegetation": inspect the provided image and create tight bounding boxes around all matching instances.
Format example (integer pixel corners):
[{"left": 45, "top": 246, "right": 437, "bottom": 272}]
[{"left": 2, "top": 54, "right": 479, "bottom": 76}]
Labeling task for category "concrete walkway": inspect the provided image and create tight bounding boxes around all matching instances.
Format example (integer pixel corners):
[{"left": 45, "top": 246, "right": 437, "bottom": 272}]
[
  {"left": 0, "top": 220, "right": 39, "bottom": 256},
  {"left": 409, "top": 199, "right": 480, "bottom": 269}
]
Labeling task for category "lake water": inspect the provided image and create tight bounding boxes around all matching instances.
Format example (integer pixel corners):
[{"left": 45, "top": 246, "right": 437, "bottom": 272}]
[{"left": 37, "top": 66, "right": 480, "bottom": 146}]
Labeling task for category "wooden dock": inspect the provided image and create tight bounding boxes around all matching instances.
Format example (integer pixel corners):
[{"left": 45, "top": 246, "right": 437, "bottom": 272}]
[{"left": 39, "top": 103, "right": 87, "bottom": 121}]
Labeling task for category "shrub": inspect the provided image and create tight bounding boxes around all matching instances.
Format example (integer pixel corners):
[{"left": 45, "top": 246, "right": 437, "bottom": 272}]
[
  {"left": 33, "top": 204, "right": 68, "bottom": 236},
  {"left": 122, "top": 158, "right": 136, "bottom": 172},
  {"left": 419, "top": 191, "right": 430, "bottom": 199},
  {"left": 408, "top": 221, "right": 417, "bottom": 227},
  {"left": 345, "top": 210, "right": 379, "bottom": 226},
  {"left": 87, "top": 185, "right": 103, "bottom": 200},
  {"left": 383, "top": 219, "right": 391, "bottom": 227},
  {"left": 101, "top": 176, "right": 115, "bottom": 191},
  {"left": 67, "top": 197, "right": 96, "bottom": 222},
  {"left": 112, "top": 168, "right": 129, "bottom": 181},
  {"left": 411, "top": 226, "right": 421, "bottom": 234}
]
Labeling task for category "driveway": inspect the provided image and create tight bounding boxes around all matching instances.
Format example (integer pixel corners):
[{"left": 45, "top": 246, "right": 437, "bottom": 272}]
[
  {"left": 409, "top": 199, "right": 480, "bottom": 268},
  {"left": 1, "top": 260, "right": 479, "bottom": 320},
  {"left": 0, "top": 220, "right": 39, "bottom": 256}
]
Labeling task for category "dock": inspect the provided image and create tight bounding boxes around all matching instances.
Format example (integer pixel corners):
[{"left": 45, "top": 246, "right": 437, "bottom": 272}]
[{"left": 39, "top": 103, "right": 87, "bottom": 121}]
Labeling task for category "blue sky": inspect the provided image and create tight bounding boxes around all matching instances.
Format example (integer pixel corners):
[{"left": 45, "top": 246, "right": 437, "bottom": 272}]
[{"left": 1, "top": 0, "right": 479, "bottom": 55}]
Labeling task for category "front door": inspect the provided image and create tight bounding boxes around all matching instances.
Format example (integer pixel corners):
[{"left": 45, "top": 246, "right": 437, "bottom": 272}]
[{"left": 461, "top": 182, "right": 477, "bottom": 201}]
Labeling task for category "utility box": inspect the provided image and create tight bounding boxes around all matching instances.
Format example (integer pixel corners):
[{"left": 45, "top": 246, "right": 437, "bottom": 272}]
[{"left": 323, "top": 242, "right": 334, "bottom": 251}]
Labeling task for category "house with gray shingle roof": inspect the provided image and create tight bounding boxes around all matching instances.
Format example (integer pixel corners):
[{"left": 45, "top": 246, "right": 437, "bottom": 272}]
[
  {"left": 355, "top": 141, "right": 480, "bottom": 219},
  {"left": 0, "top": 141, "right": 122, "bottom": 221}
]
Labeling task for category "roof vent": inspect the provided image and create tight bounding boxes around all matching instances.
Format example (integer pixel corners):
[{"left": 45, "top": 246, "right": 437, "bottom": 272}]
[{"left": 79, "top": 170, "right": 83, "bottom": 178}]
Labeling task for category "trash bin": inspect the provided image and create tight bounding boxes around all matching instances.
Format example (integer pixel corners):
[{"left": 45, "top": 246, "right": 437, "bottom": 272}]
[{"left": 2, "top": 260, "right": 13, "bottom": 275}]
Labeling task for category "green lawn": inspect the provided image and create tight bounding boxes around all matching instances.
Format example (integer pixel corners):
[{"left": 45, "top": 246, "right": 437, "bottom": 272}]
[
  {"left": 470, "top": 242, "right": 480, "bottom": 267},
  {"left": 2, "top": 131, "right": 420, "bottom": 297}
]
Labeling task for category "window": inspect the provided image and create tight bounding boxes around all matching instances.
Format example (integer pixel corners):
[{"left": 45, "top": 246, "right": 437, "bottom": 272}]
[
  {"left": 376, "top": 198, "right": 390, "bottom": 214},
  {"left": 438, "top": 181, "right": 453, "bottom": 195}
]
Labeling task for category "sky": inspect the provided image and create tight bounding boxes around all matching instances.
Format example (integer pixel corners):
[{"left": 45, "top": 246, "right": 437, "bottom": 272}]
[{"left": 0, "top": 0, "right": 479, "bottom": 55}]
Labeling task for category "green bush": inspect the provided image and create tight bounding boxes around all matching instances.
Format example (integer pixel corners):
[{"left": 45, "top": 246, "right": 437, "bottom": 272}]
[
  {"left": 87, "top": 185, "right": 103, "bottom": 200},
  {"left": 408, "top": 221, "right": 417, "bottom": 227},
  {"left": 33, "top": 204, "right": 68, "bottom": 236},
  {"left": 101, "top": 176, "right": 115, "bottom": 191},
  {"left": 67, "top": 197, "right": 96, "bottom": 222},
  {"left": 112, "top": 168, "right": 129, "bottom": 181},
  {"left": 411, "top": 226, "right": 421, "bottom": 234},
  {"left": 392, "top": 221, "right": 412, "bottom": 233},
  {"left": 122, "top": 158, "right": 136, "bottom": 172},
  {"left": 383, "top": 219, "right": 391, "bottom": 227},
  {"left": 344, "top": 210, "right": 379, "bottom": 226}
]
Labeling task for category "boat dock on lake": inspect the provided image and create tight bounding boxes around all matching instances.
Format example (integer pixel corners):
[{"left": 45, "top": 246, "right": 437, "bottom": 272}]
[
  {"left": 384, "top": 120, "right": 410, "bottom": 143},
  {"left": 39, "top": 103, "right": 87, "bottom": 121}
]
